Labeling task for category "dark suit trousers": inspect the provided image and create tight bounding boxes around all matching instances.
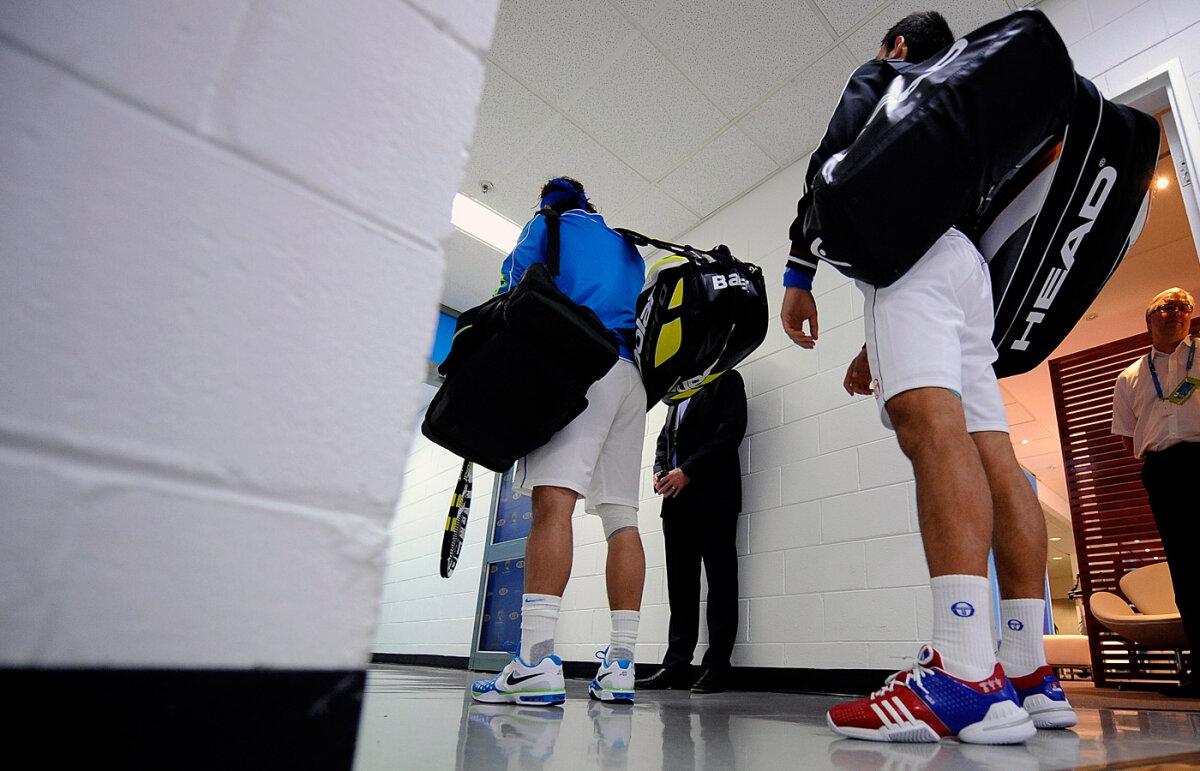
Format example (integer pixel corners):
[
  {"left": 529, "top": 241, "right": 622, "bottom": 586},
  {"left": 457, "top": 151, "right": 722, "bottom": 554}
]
[
  {"left": 1141, "top": 440, "right": 1200, "bottom": 658},
  {"left": 661, "top": 510, "right": 739, "bottom": 670}
]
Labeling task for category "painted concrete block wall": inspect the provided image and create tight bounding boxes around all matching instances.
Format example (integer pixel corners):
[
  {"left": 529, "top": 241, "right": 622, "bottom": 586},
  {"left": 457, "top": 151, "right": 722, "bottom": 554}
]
[
  {"left": 373, "top": 0, "right": 1200, "bottom": 671},
  {"left": 0, "top": 1, "right": 499, "bottom": 668}
]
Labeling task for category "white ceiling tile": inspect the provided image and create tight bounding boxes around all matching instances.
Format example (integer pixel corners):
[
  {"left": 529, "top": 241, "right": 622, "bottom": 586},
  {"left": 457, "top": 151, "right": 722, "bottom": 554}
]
[
  {"left": 609, "top": 185, "right": 701, "bottom": 242},
  {"left": 843, "top": 14, "right": 892, "bottom": 62},
  {"left": 473, "top": 115, "right": 649, "bottom": 225},
  {"left": 462, "top": 63, "right": 558, "bottom": 189},
  {"left": 608, "top": 0, "right": 672, "bottom": 26},
  {"left": 566, "top": 40, "right": 728, "bottom": 180},
  {"left": 812, "top": 0, "right": 890, "bottom": 35},
  {"left": 659, "top": 127, "right": 778, "bottom": 217},
  {"left": 487, "top": 0, "right": 636, "bottom": 109},
  {"left": 647, "top": 0, "right": 836, "bottom": 116},
  {"left": 738, "top": 47, "right": 858, "bottom": 166}
]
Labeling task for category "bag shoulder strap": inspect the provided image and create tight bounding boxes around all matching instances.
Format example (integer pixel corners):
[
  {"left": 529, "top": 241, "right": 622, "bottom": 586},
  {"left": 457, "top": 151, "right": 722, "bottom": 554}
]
[
  {"left": 540, "top": 210, "right": 562, "bottom": 277},
  {"left": 615, "top": 227, "right": 734, "bottom": 263},
  {"left": 614, "top": 227, "right": 690, "bottom": 255}
]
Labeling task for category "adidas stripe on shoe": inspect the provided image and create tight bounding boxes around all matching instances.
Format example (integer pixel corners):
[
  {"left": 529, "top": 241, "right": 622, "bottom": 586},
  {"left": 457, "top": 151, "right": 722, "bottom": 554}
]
[
  {"left": 826, "top": 645, "right": 1036, "bottom": 744},
  {"left": 1009, "top": 666, "right": 1077, "bottom": 729},
  {"left": 471, "top": 655, "right": 566, "bottom": 705}
]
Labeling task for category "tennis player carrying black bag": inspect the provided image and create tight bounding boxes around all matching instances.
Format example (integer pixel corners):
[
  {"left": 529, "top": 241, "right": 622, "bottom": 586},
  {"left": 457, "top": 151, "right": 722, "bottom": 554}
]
[
  {"left": 797, "top": 9, "right": 1157, "bottom": 374},
  {"left": 422, "top": 210, "right": 619, "bottom": 473}
]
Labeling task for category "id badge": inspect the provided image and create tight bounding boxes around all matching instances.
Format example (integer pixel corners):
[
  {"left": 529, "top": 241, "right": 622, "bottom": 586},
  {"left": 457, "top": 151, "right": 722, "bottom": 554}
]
[{"left": 1168, "top": 376, "right": 1199, "bottom": 405}]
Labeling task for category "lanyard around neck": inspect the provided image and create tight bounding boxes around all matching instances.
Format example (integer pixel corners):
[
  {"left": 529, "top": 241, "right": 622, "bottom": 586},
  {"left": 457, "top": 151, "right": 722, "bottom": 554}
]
[{"left": 1147, "top": 339, "right": 1196, "bottom": 400}]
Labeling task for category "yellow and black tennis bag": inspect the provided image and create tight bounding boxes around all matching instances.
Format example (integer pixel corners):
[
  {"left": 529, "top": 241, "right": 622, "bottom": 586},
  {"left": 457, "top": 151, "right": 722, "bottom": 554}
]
[{"left": 618, "top": 229, "right": 767, "bottom": 408}]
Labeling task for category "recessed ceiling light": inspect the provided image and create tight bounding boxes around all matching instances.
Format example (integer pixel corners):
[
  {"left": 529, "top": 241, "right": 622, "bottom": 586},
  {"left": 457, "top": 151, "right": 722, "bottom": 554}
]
[
  {"left": 1156, "top": 176, "right": 1170, "bottom": 190},
  {"left": 1049, "top": 537, "right": 1062, "bottom": 542},
  {"left": 451, "top": 193, "right": 520, "bottom": 253},
  {"left": 1020, "top": 439, "right": 1030, "bottom": 445},
  {"left": 1052, "top": 556, "right": 1064, "bottom": 560}
]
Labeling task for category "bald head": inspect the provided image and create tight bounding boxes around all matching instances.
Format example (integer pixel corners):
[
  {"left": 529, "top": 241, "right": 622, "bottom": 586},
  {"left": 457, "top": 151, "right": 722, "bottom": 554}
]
[{"left": 1144, "top": 287, "right": 1194, "bottom": 353}]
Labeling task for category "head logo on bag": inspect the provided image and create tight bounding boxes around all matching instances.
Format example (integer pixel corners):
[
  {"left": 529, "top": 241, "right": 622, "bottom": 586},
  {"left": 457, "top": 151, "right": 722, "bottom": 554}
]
[
  {"left": 977, "top": 74, "right": 1158, "bottom": 377},
  {"left": 620, "top": 229, "right": 768, "bottom": 407}
]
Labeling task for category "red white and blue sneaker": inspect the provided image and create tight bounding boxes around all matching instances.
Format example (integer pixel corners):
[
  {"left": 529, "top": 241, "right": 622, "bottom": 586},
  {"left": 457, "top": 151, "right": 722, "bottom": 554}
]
[
  {"left": 589, "top": 649, "right": 635, "bottom": 703},
  {"left": 1009, "top": 666, "right": 1077, "bottom": 728},
  {"left": 826, "top": 645, "right": 1036, "bottom": 744},
  {"left": 471, "top": 655, "right": 566, "bottom": 705}
]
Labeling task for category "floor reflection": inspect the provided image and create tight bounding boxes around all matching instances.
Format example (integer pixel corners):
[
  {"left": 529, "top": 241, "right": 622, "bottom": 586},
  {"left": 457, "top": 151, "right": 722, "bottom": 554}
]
[{"left": 354, "top": 665, "right": 1200, "bottom": 770}]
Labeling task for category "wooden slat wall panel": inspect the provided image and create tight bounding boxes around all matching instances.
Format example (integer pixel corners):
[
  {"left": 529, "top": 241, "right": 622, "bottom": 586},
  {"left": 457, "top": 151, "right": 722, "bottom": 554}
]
[{"left": 1047, "top": 320, "right": 1197, "bottom": 687}]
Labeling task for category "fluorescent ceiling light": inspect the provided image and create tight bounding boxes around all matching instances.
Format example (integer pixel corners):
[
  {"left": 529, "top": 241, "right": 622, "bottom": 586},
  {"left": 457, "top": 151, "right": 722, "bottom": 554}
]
[{"left": 452, "top": 194, "right": 520, "bottom": 253}]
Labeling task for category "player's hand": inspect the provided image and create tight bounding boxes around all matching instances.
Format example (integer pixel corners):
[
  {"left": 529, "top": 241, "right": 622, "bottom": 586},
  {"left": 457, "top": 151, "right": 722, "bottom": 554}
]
[
  {"left": 654, "top": 468, "right": 691, "bottom": 498},
  {"left": 844, "top": 347, "right": 873, "bottom": 395},
  {"left": 781, "top": 287, "right": 819, "bottom": 349}
]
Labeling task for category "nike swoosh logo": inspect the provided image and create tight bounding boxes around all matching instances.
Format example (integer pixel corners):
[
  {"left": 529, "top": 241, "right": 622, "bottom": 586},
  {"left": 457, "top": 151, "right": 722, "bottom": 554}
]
[
  {"left": 506, "top": 671, "right": 542, "bottom": 687},
  {"left": 598, "top": 672, "right": 612, "bottom": 683}
]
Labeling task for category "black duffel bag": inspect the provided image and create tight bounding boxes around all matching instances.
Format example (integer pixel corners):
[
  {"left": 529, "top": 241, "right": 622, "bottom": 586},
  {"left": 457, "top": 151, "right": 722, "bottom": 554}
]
[
  {"left": 618, "top": 229, "right": 768, "bottom": 407},
  {"left": 801, "top": 9, "right": 1075, "bottom": 287},
  {"left": 421, "top": 211, "right": 619, "bottom": 472}
]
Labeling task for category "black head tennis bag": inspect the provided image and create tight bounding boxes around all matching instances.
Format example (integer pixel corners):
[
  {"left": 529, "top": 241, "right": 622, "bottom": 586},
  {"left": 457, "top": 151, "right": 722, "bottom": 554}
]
[
  {"left": 801, "top": 9, "right": 1075, "bottom": 287},
  {"left": 421, "top": 211, "right": 620, "bottom": 472},
  {"left": 974, "top": 75, "right": 1158, "bottom": 377},
  {"left": 618, "top": 229, "right": 768, "bottom": 408}
]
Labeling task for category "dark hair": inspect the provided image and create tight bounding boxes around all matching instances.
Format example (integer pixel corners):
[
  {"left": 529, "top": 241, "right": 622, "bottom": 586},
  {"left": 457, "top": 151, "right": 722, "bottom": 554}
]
[
  {"left": 539, "top": 176, "right": 596, "bottom": 214},
  {"left": 881, "top": 11, "right": 954, "bottom": 64}
]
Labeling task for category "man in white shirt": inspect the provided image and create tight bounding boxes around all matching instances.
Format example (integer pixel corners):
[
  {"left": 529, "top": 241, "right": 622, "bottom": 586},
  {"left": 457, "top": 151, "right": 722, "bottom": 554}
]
[{"left": 1111, "top": 287, "right": 1199, "bottom": 694}]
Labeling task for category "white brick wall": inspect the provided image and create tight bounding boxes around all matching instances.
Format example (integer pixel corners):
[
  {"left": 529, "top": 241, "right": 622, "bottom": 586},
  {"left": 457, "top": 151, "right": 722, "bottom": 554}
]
[
  {"left": 371, "top": 0, "right": 1200, "bottom": 671},
  {"left": 0, "top": 1, "right": 499, "bottom": 668}
]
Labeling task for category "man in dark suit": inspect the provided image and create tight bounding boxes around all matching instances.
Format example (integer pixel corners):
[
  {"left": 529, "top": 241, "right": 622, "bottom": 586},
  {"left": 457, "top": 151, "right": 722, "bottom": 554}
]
[{"left": 637, "top": 370, "right": 747, "bottom": 694}]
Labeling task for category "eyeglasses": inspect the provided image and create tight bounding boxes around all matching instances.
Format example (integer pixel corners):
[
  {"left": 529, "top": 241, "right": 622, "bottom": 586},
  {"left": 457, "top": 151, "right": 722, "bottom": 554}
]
[{"left": 1151, "top": 301, "right": 1193, "bottom": 315}]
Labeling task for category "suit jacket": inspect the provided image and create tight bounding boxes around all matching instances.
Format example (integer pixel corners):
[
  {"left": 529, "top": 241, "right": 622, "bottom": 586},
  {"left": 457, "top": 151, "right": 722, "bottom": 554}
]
[{"left": 654, "top": 370, "right": 747, "bottom": 517}]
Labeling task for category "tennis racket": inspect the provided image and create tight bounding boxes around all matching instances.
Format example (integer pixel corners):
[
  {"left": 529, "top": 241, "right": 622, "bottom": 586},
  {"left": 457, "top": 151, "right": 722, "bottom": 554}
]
[{"left": 439, "top": 457, "right": 473, "bottom": 577}]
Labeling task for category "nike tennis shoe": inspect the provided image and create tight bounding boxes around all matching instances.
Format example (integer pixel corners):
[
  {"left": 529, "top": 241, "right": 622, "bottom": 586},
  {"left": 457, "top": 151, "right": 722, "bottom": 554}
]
[
  {"left": 827, "top": 645, "right": 1036, "bottom": 744},
  {"left": 589, "top": 649, "right": 635, "bottom": 703},
  {"left": 471, "top": 655, "right": 566, "bottom": 705},
  {"left": 1009, "top": 666, "right": 1077, "bottom": 729}
]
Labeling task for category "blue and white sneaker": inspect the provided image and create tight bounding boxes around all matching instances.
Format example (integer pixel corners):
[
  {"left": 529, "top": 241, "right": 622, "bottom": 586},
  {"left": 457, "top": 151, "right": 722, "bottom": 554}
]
[
  {"left": 826, "top": 645, "right": 1035, "bottom": 744},
  {"left": 472, "top": 655, "right": 566, "bottom": 705},
  {"left": 589, "top": 649, "right": 635, "bottom": 703},
  {"left": 1009, "top": 666, "right": 1077, "bottom": 729}
]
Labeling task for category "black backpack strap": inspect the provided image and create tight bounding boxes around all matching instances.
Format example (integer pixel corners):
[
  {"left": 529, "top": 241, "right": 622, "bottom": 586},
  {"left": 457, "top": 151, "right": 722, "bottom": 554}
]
[{"left": 541, "top": 210, "right": 562, "bottom": 277}]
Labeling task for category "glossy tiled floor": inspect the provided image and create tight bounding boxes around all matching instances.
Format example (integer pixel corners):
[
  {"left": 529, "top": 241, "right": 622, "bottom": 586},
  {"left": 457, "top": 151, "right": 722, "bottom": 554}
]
[{"left": 352, "top": 665, "right": 1200, "bottom": 770}]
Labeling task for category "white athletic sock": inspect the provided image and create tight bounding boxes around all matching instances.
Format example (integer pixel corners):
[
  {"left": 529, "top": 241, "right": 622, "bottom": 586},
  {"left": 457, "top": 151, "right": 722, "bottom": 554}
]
[
  {"left": 607, "top": 610, "right": 640, "bottom": 664},
  {"left": 997, "top": 598, "right": 1049, "bottom": 678},
  {"left": 519, "top": 593, "right": 561, "bottom": 663},
  {"left": 930, "top": 574, "right": 998, "bottom": 682}
]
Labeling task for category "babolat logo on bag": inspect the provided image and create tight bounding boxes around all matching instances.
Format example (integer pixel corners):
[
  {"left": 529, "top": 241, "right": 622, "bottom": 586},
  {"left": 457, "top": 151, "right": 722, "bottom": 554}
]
[
  {"left": 710, "top": 272, "right": 752, "bottom": 290},
  {"left": 616, "top": 228, "right": 768, "bottom": 408}
]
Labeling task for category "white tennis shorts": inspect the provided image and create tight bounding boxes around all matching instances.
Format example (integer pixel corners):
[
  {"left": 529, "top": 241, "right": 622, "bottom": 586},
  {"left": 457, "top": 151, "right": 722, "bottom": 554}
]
[
  {"left": 858, "top": 228, "right": 1009, "bottom": 434},
  {"left": 515, "top": 358, "right": 646, "bottom": 512}
]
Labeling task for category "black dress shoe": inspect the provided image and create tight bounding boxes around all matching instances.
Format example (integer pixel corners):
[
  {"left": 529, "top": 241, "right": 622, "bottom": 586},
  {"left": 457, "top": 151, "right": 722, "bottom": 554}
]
[
  {"left": 690, "top": 668, "right": 727, "bottom": 694},
  {"left": 636, "top": 666, "right": 692, "bottom": 689}
]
